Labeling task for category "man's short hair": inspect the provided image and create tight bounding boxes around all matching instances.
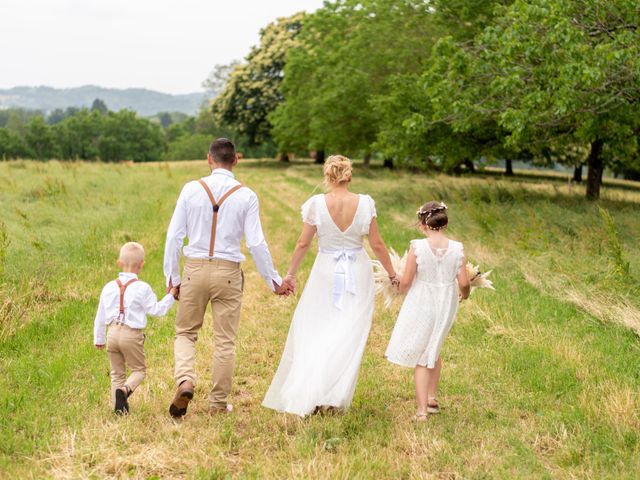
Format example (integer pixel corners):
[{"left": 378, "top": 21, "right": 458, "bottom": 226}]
[
  {"left": 209, "top": 138, "right": 236, "bottom": 165},
  {"left": 119, "top": 242, "right": 145, "bottom": 267}
]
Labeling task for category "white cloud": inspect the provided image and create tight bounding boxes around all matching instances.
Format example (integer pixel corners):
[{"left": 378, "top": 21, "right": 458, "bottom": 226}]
[{"left": 0, "top": 0, "right": 324, "bottom": 94}]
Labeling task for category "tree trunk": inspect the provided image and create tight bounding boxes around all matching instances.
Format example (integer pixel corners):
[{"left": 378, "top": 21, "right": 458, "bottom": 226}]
[
  {"left": 278, "top": 152, "right": 289, "bottom": 163},
  {"left": 314, "top": 149, "right": 325, "bottom": 164},
  {"left": 505, "top": 158, "right": 514, "bottom": 176},
  {"left": 464, "top": 158, "right": 475, "bottom": 173},
  {"left": 363, "top": 153, "right": 371, "bottom": 167},
  {"left": 383, "top": 158, "right": 394, "bottom": 169},
  {"left": 586, "top": 139, "right": 604, "bottom": 200},
  {"left": 572, "top": 164, "right": 583, "bottom": 183}
]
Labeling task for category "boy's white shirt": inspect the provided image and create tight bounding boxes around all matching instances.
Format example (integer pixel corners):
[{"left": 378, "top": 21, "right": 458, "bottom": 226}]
[{"left": 93, "top": 272, "right": 174, "bottom": 345}]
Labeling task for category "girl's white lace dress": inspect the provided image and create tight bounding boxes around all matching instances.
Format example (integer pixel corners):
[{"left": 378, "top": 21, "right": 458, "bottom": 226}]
[
  {"left": 385, "top": 238, "right": 464, "bottom": 368},
  {"left": 262, "top": 194, "right": 377, "bottom": 416}
]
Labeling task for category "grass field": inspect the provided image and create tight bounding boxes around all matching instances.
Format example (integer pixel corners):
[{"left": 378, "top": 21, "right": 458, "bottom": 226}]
[{"left": 1, "top": 159, "right": 639, "bottom": 479}]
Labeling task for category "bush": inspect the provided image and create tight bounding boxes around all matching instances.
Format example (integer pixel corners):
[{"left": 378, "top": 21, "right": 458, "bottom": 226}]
[{"left": 163, "top": 134, "right": 211, "bottom": 161}]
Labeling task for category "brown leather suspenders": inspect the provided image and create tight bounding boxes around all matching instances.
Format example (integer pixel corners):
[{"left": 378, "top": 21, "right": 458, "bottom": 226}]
[
  {"left": 198, "top": 179, "right": 244, "bottom": 257},
  {"left": 115, "top": 278, "right": 138, "bottom": 321}
]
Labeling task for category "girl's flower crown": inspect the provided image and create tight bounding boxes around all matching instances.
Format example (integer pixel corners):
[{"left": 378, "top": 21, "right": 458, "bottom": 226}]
[{"left": 416, "top": 202, "right": 447, "bottom": 218}]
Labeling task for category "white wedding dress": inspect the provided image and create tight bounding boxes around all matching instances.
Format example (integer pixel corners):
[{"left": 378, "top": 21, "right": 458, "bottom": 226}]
[{"left": 262, "top": 193, "right": 377, "bottom": 417}]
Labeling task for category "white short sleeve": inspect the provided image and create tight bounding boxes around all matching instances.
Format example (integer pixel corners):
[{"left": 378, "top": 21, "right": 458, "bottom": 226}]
[
  {"left": 301, "top": 195, "right": 320, "bottom": 226},
  {"left": 361, "top": 194, "right": 378, "bottom": 235},
  {"left": 410, "top": 239, "right": 426, "bottom": 267},
  {"left": 367, "top": 194, "right": 377, "bottom": 219}
]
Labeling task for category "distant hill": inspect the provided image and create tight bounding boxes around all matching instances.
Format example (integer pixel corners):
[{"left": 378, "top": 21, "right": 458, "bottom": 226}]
[{"left": 0, "top": 85, "right": 209, "bottom": 116}]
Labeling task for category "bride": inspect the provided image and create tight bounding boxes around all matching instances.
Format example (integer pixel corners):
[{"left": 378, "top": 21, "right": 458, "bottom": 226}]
[{"left": 262, "top": 155, "right": 398, "bottom": 416}]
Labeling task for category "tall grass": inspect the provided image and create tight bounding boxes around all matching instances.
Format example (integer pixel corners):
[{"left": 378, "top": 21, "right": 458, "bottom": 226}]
[
  {"left": 0, "top": 159, "right": 638, "bottom": 478},
  {"left": 0, "top": 221, "right": 8, "bottom": 278},
  {"left": 598, "top": 206, "right": 631, "bottom": 280}
]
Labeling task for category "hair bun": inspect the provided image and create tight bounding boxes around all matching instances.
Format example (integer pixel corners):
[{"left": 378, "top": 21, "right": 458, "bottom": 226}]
[
  {"left": 417, "top": 201, "right": 449, "bottom": 230},
  {"left": 323, "top": 155, "right": 353, "bottom": 186}
]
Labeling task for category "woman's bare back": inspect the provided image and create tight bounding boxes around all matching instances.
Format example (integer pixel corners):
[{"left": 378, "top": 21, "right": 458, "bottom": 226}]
[{"left": 324, "top": 192, "right": 360, "bottom": 232}]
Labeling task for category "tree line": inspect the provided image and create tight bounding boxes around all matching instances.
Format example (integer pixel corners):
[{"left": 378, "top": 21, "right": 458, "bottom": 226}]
[
  {"left": 0, "top": 100, "right": 165, "bottom": 162},
  {"left": 210, "top": 0, "right": 639, "bottom": 199},
  {"left": 0, "top": 100, "right": 275, "bottom": 163}
]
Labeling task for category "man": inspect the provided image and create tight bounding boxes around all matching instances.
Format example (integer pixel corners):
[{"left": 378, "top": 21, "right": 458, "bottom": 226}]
[{"left": 163, "top": 138, "right": 290, "bottom": 418}]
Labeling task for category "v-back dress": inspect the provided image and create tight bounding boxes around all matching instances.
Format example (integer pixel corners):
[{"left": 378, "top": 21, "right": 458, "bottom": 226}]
[
  {"left": 385, "top": 238, "right": 465, "bottom": 368},
  {"left": 262, "top": 193, "right": 377, "bottom": 416}
]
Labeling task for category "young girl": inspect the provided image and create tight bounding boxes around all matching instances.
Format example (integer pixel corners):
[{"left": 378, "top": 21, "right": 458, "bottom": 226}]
[{"left": 385, "top": 201, "right": 470, "bottom": 421}]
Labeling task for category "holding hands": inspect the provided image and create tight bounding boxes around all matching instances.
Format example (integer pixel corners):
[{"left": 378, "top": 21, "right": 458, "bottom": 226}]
[
  {"left": 170, "top": 286, "right": 180, "bottom": 300},
  {"left": 274, "top": 276, "right": 295, "bottom": 296},
  {"left": 167, "top": 279, "right": 180, "bottom": 301},
  {"left": 282, "top": 274, "right": 296, "bottom": 295}
]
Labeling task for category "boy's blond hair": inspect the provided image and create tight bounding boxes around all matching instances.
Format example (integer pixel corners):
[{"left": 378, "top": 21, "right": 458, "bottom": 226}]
[{"left": 118, "top": 242, "right": 145, "bottom": 267}]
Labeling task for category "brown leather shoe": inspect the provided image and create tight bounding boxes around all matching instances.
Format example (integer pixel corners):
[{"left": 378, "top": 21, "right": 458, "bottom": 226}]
[
  {"left": 209, "top": 404, "right": 233, "bottom": 415},
  {"left": 169, "top": 381, "right": 194, "bottom": 418}
]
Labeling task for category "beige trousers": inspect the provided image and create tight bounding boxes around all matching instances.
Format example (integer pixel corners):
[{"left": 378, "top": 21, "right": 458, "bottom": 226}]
[
  {"left": 106, "top": 323, "right": 146, "bottom": 402},
  {"left": 174, "top": 258, "right": 243, "bottom": 409}
]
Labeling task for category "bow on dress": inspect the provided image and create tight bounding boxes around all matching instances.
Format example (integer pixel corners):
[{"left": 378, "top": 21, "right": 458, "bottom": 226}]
[{"left": 330, "top": 249, "right": 359, "bottom": 309}]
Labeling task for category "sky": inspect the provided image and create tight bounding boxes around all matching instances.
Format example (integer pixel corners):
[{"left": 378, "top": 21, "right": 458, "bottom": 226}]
[{"left": 0, "top": 0, "right": 324, "bottom": 94}]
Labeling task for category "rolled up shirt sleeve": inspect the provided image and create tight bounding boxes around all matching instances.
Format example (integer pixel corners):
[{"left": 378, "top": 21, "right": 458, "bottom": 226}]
[
  {"left": 164, "top": 186, "right": 188, "bottom": 287},
  {"left": 143, "top": 285, "right": 175, "bottom": 317},
  {"left": 93, "top": 291, "right": 108, "bottom": 345},
  {"left": 244, "top": 193, "right": 282, "bottom": 290}
]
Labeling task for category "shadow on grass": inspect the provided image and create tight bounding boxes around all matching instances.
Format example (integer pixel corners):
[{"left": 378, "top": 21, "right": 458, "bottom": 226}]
[{"left": 476, "top": 168, "right": 640, "bottom": 193}]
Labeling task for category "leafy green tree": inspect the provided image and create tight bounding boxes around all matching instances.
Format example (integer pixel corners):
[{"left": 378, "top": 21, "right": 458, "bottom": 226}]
[
  {"left": 91, "top": 98, "right": 109, "bottom": 114},
  {"left": 25, "top": 116, "right": 57, "bottom": 160},
  {"left": 0, "top": 128, "right": 29, "bottom": 159},
  {"left": 98, "top": 110, "right": 165, "bottom": 162},
  {"left": 164, "top": 133, "right": 212, "bottom": 161},
  {"left": 372, "top": 0, "right": 515, "bottom": 171},
  {"left": 424, "top": 0, "right": 640, "bottom": 199},
  {"left": 429, "top": 0, "right": 515, "bottom": 41},
  {"left": 272, "top": 0, "right": 435, "bottom": 163},
  {"left": 46, "top": 106, "right": 81, "bottom": 126},
  {"left": 54, "top": 109, "right": 103, "bottom": 160},
  {"left": 2, "top": 109, "right": 41, "bottom": 136},
  {"left": 47, "top": 109, "right": 67, "bottom": 125},
  {"left": 203, "top": 62, "right": 240, "bottom": 96},
  {"left": 211, "top": 12, "right": 305, "bottom": 146},
  {"left": 158, "top": 112, "right": 173, "bottom": 128}
]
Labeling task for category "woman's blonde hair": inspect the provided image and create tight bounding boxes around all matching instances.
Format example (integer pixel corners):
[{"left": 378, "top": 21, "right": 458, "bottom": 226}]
[{"left": 323, "top": 155, "right": 353, "bottom": 187}]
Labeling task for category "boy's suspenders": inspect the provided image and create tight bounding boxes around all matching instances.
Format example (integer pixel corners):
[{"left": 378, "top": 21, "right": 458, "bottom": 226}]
[
  {"left": 198, "top": 179, "right": 244, "bottom": 257},
  {"left": 115, "top": 278, "right": 138, "bottom": 322}
]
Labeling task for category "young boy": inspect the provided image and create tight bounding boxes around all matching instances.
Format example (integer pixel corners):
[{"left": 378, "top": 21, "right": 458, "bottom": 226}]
[{"left": 94, "top": 242, "right": 177, "bottom": 415}]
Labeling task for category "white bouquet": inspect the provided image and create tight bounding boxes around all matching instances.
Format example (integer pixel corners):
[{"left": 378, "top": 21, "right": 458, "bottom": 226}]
[{"left": 372, "top": 251, "right": 494, "bottom": 309}]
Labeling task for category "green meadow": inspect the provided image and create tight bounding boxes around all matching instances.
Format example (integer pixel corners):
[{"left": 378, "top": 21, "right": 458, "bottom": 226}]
[{"left": 0, "top": 159, "right": 639, "bottom": 479}]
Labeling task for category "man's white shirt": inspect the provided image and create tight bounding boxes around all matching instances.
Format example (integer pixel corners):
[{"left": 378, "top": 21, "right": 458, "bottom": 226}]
[
  {"left": 93, "top": 272, "right": 175, "bottom": 345},
  {"left": 163, "top": 168, "right": 282, "bottom": 290}
]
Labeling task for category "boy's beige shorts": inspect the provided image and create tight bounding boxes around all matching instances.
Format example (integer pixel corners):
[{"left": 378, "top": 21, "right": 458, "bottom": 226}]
[{"left": 174, "top": 257, "right": 243, "bottom": 409}]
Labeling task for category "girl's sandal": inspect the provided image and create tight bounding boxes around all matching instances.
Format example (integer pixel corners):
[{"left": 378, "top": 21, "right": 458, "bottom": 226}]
[
  {"left": 426, "top": 398, "right": 440, "bottom": 414},
  {"left": 414, "top": 412, "right": 428, "bottom": 422}
]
